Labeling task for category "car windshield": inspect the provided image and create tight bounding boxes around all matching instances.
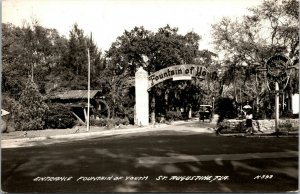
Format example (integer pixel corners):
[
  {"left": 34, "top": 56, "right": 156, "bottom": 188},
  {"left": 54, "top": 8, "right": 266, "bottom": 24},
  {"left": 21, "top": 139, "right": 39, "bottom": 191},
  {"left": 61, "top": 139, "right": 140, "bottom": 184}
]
[{"left": 200, "top": 106, "right": 211, "bottom": 111}]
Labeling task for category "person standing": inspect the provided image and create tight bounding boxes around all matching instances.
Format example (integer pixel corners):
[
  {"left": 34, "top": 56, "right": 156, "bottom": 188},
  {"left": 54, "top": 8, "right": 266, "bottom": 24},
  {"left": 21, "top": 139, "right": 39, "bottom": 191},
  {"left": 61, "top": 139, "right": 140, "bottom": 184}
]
[{"left": 245, "top": 110, "right": 253, "bottom": 134}]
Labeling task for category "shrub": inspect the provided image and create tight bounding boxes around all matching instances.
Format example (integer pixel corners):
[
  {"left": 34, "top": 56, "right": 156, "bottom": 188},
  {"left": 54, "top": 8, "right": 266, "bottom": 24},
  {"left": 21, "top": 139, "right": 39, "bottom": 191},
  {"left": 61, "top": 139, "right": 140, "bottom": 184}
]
[
  {"left": 278, "top": 121, "right": 298, "bottom": 131},
  {"left": 113, "top": 117, "right": 130, "bottom": 126},
  {"left": 121, "top": 117, "right": 130, "bottom": 125},
  {"left": 281, "top": 111, "right": 298, "bottom": 119},
  {"left": 156, "top": 115, "right": 166, "bottom": 123},
  {"left": 90, "top": 118, "right": 107, "bottom": 127},
  {"left": 124, "top": 107, "right": 134, "bottom": 125},
  {"left": 253, "top": 111, "right": 264, "bottom": 120},
  {"left": 13, "top": 78, "right": 49, "bottom": 131},
  {"left": 44, "top": 104, "right": 76, "bottom": 129},
  {"left": 215, "top": 97, "right": 238, "bottom": 123},
  {"left": 165, "top": 111, "right": 182, "bottom": 121},
  {"left": 106, "top": 118, "right": 115, "bottom": 129},
  {"left": 90, "top": 117, "right": 129, "bottom": 128}
]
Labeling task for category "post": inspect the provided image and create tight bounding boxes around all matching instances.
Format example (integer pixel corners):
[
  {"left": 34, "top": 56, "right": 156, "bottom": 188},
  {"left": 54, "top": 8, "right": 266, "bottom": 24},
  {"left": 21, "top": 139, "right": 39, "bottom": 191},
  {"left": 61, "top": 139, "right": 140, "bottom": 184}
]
[
  {"left": 255, "top": 73, "right": 259, "bottom": 113},
  {"left": 275, "top": 82, "right": 279, "bottom": 133},
  {"left": 135, "top": 67, "right": 149, "bottom": 126},
  {"left": 151, "top": 95, "right": 155, "bottom": 125},
  {"left": 282, "top": 92, "right": 285, "bottom": 112},
  {"left": 212, "top": 96, "right": 215, "bottom": 114},
  {"left": 87, "top": 48, "right": 91, "bottom": 132}
]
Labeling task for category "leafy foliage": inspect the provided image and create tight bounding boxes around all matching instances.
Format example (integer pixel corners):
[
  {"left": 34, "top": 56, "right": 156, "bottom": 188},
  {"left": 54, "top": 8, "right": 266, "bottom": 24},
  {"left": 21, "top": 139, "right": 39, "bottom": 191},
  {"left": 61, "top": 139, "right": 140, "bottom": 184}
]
[
  {"left": 45, "top": 104, "right": 76, "bottom": 129},
  {"left": 13, "top": 78, "right": 49, "bottom": 131},
  {"left": 214, "top": 97, "right": 238, "bottom": 123},
  {"left": 105, "top": 25, "right": 214, "bottom": 118},
  {"left": 6, "top": 0, "right": 297, "bottom": 129},
  {"left": 211, "top": 0, "right": 299, "bottom": 113},
  {"left": 165, "top": 111, "right": 183, "bottom": 121},
  {"left": 90, "top": 118, "right": 107, "bottom": 127},
  {"left": 2, "top": 19, "right": 218, "bottom": 126}
]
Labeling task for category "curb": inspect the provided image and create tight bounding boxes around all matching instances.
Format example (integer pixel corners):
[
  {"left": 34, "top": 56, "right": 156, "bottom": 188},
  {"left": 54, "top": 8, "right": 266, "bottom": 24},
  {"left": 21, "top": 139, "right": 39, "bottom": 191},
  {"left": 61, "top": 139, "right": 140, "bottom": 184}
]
[
  {"left": 1, "top": 124, "right": 173, "bottom": 148},
  {"left": 217, "top": 132, "right": 298, "bottom": 137},
  {"left": 1, "top": 120, "right": 218, "bottom": 148}
]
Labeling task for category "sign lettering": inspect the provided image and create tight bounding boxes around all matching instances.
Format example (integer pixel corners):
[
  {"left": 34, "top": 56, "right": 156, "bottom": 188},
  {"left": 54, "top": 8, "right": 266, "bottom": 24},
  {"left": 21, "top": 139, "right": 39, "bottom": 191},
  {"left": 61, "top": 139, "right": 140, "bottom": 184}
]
[{"left": 148, "top": 65, "right": 209, "bottom": 89}]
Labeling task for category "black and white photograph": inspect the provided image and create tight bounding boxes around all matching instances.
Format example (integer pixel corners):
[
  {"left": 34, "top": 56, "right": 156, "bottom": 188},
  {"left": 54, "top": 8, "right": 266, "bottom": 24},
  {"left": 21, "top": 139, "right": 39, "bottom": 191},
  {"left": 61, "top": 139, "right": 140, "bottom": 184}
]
[{"left": 1, "top": 0, "right": 299, "bottom": 193}]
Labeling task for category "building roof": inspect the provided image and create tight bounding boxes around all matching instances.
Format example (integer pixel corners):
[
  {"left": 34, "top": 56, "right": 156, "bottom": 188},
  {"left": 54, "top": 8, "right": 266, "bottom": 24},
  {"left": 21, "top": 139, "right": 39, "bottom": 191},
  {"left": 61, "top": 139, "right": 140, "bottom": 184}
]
[{"left": 50, "top": 90, "right": 102, "bottom": 100}]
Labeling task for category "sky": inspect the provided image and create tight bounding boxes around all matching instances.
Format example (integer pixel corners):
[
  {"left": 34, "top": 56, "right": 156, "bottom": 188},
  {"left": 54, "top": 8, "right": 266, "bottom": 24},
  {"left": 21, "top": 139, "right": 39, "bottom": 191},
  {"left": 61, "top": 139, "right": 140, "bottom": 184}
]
[{"left": 2, "top": 0, "right": 263, "bottom": 52}]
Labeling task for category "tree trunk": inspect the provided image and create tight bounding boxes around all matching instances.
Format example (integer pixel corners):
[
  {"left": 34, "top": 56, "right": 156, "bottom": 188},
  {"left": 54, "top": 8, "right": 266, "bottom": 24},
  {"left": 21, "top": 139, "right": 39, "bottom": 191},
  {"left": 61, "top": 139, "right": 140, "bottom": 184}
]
[
  {"left": 151, "top": 94, "right": 155, "bottom": 124},
  {"left": 256, "top": 95, "right": 259, "bottom": 113},
  {"left": 234, "top": 78, "right": 237, "bottom": 102},
  {"left": 255, "top": 73, "right": 259, "bottom": 113}
]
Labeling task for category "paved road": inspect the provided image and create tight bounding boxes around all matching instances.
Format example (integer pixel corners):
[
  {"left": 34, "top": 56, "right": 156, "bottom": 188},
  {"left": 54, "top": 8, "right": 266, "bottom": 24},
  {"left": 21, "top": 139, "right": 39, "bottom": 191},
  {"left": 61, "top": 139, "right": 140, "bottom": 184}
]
[{"left": 1, "top": 121, "right": 298, "bottom": 193}]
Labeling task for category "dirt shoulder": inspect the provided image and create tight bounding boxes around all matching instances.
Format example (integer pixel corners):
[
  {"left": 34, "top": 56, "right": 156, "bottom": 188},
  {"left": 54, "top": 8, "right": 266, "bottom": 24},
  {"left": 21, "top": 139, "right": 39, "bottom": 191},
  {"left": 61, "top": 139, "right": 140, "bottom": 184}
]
[{"left": 1, "top": 125, "right": 141, "bottom": 140}]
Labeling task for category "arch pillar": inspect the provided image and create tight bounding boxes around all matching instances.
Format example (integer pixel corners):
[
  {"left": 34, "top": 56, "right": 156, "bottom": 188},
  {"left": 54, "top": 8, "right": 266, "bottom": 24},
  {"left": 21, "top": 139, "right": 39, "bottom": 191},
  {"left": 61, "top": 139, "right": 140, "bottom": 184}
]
[{"left": 135, "top": 67, "right": 149, "bottom": 126}]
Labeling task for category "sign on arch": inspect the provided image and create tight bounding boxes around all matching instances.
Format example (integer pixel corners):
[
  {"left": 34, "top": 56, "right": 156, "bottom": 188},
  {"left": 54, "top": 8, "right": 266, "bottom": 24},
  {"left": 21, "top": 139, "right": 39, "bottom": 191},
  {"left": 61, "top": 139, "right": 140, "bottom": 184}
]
[{"left": 148, "top": 64, "right": 209, "bottom": 89}]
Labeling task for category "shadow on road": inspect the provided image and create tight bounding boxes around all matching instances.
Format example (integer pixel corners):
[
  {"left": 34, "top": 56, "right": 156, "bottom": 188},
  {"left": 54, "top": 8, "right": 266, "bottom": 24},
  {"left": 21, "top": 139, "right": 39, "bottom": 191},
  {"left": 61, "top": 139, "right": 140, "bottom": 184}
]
[{"left": 2, "top": 132, "right": 298, "bottom": 192}]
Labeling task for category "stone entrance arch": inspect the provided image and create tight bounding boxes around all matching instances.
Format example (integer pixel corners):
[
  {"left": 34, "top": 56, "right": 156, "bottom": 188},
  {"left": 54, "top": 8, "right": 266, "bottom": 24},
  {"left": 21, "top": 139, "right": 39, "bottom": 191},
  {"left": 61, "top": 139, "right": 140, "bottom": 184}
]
[{"left": 135, "top": 65, "right": 209, "bottom": 126}]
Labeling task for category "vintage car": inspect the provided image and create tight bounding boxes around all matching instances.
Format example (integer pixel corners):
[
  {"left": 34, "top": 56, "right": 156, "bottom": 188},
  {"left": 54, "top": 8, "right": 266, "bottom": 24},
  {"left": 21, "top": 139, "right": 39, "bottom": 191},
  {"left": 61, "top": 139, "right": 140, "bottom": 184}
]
[{"left": 199, "top": 105, "right": 212, "bottom": 122}]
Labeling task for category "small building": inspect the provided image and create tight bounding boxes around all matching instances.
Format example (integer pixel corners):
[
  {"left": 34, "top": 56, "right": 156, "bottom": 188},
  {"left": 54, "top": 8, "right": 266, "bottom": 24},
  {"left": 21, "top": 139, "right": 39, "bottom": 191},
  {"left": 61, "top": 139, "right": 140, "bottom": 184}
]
[{"left": 49, "top": 90, "right": 108, "bottom": 124}]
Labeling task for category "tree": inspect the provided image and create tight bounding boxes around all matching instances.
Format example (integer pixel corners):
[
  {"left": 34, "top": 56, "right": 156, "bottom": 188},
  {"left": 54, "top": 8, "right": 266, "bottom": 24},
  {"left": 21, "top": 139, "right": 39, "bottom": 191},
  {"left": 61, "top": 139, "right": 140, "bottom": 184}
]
[
  {"left": 2, "top": 21, "right": 108, "bottom": 131},
  {"left": 68, "top": 23, "right": 87, "bottom": 75},
  {"left": 87, "top": 33, "right": 104, "bottom": 88},
  {"left": 13, "top": 77, "right": 49, "bottom": 131},
  {"left": 211, "top": 0, "right": 299, "bottom": 114},
  {"left": 2, "top": 23, "right": 32, "bottom": 98},
  {"left": 106, "top": 26, "right": 152, "bottom": 76},
  {"left": 104, "top": 25, "right": 206, "bottom": 118},
  {"left": 95, "top": 58, "right": 135, "bottom": 119},
  {"left": 148, "top": 25, "right": 201, "bottom": 72},
  {"left": 61, "top": 23, "right": 104, "bottom": 90},
  {"left": 215, "top": 97, "right": 238, "bottom": 123},
  {"left": 2, "top": 21, "right": 71, "bottom": 96}
]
